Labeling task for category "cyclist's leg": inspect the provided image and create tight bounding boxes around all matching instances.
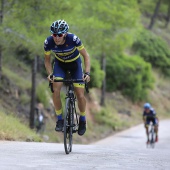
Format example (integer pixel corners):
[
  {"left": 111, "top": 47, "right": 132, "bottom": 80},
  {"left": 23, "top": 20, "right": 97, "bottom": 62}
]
[
  {"left": 74, "top": 86, "right": 87, "bottom": 136},
  {"left": 75, "top": 87, "right": 86, "bottom": 117},
  {"left": 53, "top": 82, "right": 63, "bottom": 114},
  {"left": 72, "top": 58, "right": 86, "bottom": 119},
  {"left": 145, "top": 119, "right": 150, "bottom": 142},
  {"left": 53, "top": 60, "right": 65, "bottom": 131},
  {"left": 153, "top": 118, "right": 158, "bottom": 141},
  {"left": 71, "top": 58, "right": 86, "bottom": 135}
]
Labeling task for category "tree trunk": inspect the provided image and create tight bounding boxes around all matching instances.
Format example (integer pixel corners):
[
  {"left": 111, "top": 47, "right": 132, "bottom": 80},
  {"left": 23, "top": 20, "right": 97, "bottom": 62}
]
[
  {"left": 100, "top": 53, "right": 106, "bottom": 106},
  {"left": 0, "top": 0, "right": 4, "bottom": 80},
  {"left": 30, "top": 56, "right": 37, "bottom": 129},
  {"left": 37, "top": 55, "right": 41, "bottom": 73},
  {"left": 148, "top": 0, "right": 162, "bottom": 30},
  {"left": 165, "top": 2, "right": 170, "bottom": 28}
]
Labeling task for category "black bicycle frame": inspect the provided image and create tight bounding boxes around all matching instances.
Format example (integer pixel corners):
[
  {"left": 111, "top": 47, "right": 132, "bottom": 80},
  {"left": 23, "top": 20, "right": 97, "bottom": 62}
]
[
  {"left": 66, "top": 82, "right": 79, "bottom": 131},
  {"left": 49, "top": 76, "right": 89, "bottom": 154}
]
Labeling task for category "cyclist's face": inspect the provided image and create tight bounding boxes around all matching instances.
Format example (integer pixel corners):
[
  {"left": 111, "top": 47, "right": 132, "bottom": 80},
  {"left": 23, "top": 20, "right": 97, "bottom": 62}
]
[
  {"left": 145, "top": 108, "right": 150, "bottom": 113},
  {"left": 52, "top": 34, "right": 65, "bottom": 45}
]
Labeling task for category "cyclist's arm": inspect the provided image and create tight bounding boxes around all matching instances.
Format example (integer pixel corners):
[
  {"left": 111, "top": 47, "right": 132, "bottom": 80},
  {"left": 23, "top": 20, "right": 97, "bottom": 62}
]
[
  {"left": 44, "top": 53, "right": 53, "bottom": 76},
  {"left": 44, "top": 38, "right": 53, "bottom": 76},
  {"left": 143, "top": 111, "right": 146, "bottom": 123},
  {"left": 143, "top": 115, "right": 146, "bottom": 124},
  {"left": 79, "top": 48, "right": 90, "bottom": 73}
]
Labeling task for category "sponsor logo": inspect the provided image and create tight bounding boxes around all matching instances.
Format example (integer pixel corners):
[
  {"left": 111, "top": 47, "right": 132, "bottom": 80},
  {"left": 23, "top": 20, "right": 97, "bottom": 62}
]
[
  {"left": 57, "top": 54, "right": 73, "bottom": 60},
  {"left": 44, "top": 39, "right": 48, "bottom": 44},
  {"left": 79, "top": 83, "right": 84, "bottom": 86},
  {"left": 76, "top": 38, "right": 80, "bottom": 44},
  {"left": 73, "top": 35, "right": 77, "bottom": 41}
]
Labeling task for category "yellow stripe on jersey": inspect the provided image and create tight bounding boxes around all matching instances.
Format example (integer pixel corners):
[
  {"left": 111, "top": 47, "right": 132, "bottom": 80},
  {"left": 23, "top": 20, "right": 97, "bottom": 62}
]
[
  {"left": 73, "top": 83, "right": 85, "bottom": 88},
  {"left": 44, "top": 51, "right": 51, "bottom": 55},
  {"left": 77, "top": 44, "right": 84, "bottom": 51},
  {"left": 55, "top": 54, "right": 80, "bottom": 62}
]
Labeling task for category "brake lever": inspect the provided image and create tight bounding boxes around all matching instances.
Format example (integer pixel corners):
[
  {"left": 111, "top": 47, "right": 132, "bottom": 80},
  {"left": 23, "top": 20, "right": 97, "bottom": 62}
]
[{"left": 85, "top": 81, "right": 89, "bottom": 93}]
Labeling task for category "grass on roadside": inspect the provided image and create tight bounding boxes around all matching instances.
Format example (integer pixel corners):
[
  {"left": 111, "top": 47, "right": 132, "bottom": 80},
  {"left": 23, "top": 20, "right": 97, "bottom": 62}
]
[
  {"left": 2, "top": 67, "right": 31, "bottom": 90},
  {"left": 0, "top": 110, "right": 42, "bottom": 142}
]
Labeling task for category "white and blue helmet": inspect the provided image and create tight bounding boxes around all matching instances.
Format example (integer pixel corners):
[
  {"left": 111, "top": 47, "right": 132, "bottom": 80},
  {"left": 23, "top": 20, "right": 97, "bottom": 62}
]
[{"left": 50, "top": 19, "right": 69, "bottom": 34}]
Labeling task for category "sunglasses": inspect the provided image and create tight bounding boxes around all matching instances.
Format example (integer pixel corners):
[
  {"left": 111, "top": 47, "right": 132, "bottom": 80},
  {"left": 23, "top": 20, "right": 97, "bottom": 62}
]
[{"left": 52, "top": 33, "right": 63, "bottom": 37}]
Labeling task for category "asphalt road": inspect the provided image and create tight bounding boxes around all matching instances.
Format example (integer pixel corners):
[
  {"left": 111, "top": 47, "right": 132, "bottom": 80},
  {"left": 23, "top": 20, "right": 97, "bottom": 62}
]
[{"left": 0, "top": 120, "right": 170, "bottom": 170}]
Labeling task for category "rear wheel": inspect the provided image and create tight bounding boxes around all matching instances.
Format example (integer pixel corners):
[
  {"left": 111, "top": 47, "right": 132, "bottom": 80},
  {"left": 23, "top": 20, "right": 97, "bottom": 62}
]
[{"left": 64, "top": 98, "right": 73, "bottom": 154}]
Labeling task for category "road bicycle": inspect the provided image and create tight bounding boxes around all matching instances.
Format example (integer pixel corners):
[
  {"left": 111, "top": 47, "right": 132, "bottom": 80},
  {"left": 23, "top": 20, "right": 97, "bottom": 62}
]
[
  {"left": 49, "top": 72, "right": 89, "bottom": 154},
  {"left": 147, "top": 122, "right": 155, "bottom": 148}
]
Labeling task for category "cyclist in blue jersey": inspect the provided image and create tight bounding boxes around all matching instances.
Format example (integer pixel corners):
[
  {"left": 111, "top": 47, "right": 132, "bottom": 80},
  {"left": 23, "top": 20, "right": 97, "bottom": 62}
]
[
  {"left": 143, "top": 103, "right": 159, "bottom": 143},
  {"left": 44, "top": 20, "right": 91, "bottom": 136}
]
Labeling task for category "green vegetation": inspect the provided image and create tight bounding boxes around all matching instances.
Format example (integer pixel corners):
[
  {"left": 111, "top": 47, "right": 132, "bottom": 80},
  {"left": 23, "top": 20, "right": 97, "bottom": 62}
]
[
  {"left": 20, "top": 93, "right": 30, "bottom": 105},
  {"left": 0, "top": 0, "right": 142, "bottom": 95},
  {"left": 2, "top": 0, "right": 168, "bottom": 102},
  {"left": 36, "top": 81, "right": 51, "bottom": 108},
  {"left": 3, "top": 67, "right": 31, "bottom": 90},
  {"left": 106, "top": 54, "right": 154, "bottom": 101},
  {"left": 0, "top": 110, "right": 41, "bottom": 141},
  {"left": 132, "top": 30, "right": 170, "bottom": 76},
  {"left": 89, "top": 59, "right": 104, "bottom": 88},
  {"left": 95, "top": 108, "right": 123, "bottom": 130},
  {"left": 139, "top": 0, "right": 169, "bottom": 14}
]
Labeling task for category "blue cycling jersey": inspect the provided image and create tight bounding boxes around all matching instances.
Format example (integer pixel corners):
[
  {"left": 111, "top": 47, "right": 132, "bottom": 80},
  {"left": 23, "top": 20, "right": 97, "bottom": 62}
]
[
  {"left": 44, "top": 33, "right": 84, "bottom": 62},
  {"left": 44, "top": 33, "right": 85, "bottom": 88},
  {"left": 143, "top": 108, "right": 156, "bottom": 118}
]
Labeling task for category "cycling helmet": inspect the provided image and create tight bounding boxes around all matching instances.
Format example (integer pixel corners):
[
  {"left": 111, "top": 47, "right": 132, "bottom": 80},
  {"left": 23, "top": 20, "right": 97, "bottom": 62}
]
[
  {"left": 50, "top": 19, "right": 69, "bottom": 34},
  {"left": 143, "top": 103, "right": 151, "bottom": 109}
]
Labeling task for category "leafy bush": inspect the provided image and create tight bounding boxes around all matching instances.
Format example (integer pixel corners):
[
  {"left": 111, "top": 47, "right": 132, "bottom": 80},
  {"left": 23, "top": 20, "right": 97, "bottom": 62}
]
[
  {"left": 106, "top": 54, "right": 154, "bottom": 101},
  {"left": 89, "top": 58, "right": 105, "bottom": 88},
  {"left": 132, "top": 30, "right": 170, "bottom": 76}
]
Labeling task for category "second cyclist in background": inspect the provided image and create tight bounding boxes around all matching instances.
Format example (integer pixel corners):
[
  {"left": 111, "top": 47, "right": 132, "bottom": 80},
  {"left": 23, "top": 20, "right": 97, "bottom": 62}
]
[{"left": 143, "top": 103, "right": 159, "bottom": 144}]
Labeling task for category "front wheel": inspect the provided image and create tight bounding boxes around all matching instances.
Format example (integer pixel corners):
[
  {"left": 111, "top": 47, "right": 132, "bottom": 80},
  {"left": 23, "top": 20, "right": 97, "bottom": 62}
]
[
  {"left": 149, "top": 126, "right": 155, "bottom": 148},
  {"left": 64, "top": 98, "right": 73, "bottom": 154}
]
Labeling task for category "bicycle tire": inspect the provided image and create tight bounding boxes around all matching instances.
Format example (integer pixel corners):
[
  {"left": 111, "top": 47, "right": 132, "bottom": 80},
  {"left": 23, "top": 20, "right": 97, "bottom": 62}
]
[
  {"left": 69, "top": 100, "right": 74, "bottom": 153},
  {"left": 64, "top": 98, "right": 73, "bottom": 154},
  {"left": 148, "top": 125, "right": 155, "bottom": 148},
  {"left": 151, "top": 126, "right": 155, "bottom": 148}
]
